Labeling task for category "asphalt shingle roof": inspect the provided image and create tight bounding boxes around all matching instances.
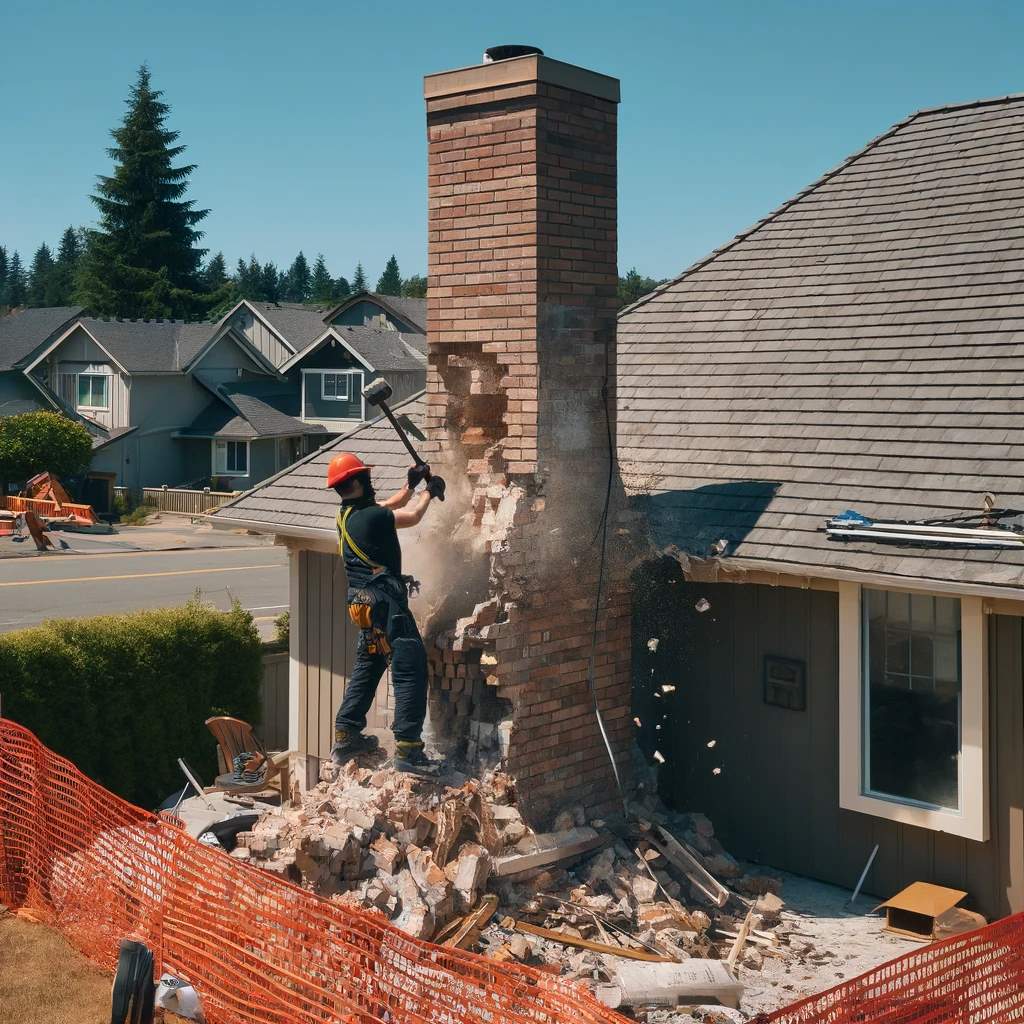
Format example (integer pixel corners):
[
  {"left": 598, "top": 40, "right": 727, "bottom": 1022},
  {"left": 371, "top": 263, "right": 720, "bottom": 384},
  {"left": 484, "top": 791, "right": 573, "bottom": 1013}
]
[
  {"left": 330, "top": 325, "right": 427, "bottom": 373},
  {"left": 182, "top": 379, "right": 324, "bottom": 439},
  {"left": 0, "top": 306, "right": 83, "bottom": 370},
  {"left": 247, "top": 302, "right": 330, "bottom": 354},
  {"left": 213, "top": 392, "right": 424, "bottom": 531},
  {"left": 617, "top": 94, "right": 1024, "bottom": 593},
  {"left": 72, "top": 318, "right": 215, "bottom": 372}
]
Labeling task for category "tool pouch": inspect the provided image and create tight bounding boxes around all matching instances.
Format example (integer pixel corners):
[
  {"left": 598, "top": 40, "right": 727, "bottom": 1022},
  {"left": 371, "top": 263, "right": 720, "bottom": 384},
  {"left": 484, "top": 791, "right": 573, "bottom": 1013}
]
[{"left": 347, "top": 589, "right": 392, "bottom": 658}]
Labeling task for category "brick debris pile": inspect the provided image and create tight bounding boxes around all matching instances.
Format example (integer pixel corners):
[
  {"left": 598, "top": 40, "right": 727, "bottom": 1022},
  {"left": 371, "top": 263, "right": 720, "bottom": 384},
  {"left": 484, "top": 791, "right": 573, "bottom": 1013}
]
[{"left": 234, "top": 755, "right": 797, "bottom": 991}]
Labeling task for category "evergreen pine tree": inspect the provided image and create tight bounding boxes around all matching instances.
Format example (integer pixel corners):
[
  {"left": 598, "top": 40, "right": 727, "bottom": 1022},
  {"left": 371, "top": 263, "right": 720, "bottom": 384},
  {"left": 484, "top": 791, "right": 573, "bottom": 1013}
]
[
  {"left": 285, "top": 251, "right": 311, "bottom": 302},
  {"left": 203, "top": 252, "right": 228, "bottom": 289},
  {"left": 28, "top": 244, "right": 57, "bottom": 306},
  {"left": 401, "top": 274, "right": 427, "bottom": 298},
  {"left": 351, "top": 263, "right": 367, "bottom": 294},
  {"left": 333, "top": 276, "right": 351, "bottom": 300},
  {"left": 0, "top": 247, "right": 8, "bottom": 305},
  {"left": 77, "top": 65, "right": 210, "bottom": 319},
  {"left": 260, "top": 262, "right": 280, "bottom": 302},
  {"left": 246, "top": 255, "right": 263, "bottom": 299},
  {"left": 376, "top": 255, "right": 402, "bottom": 296},
  {"left": 310, "top": 254, "right": 334, "bottom": 303},
  {"left": 6, "top": 252, "right": 27, "bottom": 307},
  {"left": 50, "top": 227, "right": 82, "bottom": 305}
]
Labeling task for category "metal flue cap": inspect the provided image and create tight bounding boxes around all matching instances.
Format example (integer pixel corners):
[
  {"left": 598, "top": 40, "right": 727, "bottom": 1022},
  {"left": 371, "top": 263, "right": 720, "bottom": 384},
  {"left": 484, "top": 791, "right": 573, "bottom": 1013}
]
[{"left": 483, "top": 44, "right": 544, "bottom": 63}]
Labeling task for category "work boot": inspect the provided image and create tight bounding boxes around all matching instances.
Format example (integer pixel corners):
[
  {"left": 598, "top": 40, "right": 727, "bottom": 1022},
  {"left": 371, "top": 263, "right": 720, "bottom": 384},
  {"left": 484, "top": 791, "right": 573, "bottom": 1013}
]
[
  {"left": 394, "top": 740, "right": 442, "bottom": 777},
  {"left": 331, "top": 729, "right": 380, "bottom": 766}
]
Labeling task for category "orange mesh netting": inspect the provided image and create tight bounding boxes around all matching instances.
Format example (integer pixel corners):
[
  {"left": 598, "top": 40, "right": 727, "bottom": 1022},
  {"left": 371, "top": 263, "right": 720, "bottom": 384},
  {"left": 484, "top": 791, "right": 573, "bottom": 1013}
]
[
  {"left": 0, "top": 718, "right": 630, "bottom": 1024},
  {"left": 756, "top": 912, "right": 1024, "bottom": 1024}
]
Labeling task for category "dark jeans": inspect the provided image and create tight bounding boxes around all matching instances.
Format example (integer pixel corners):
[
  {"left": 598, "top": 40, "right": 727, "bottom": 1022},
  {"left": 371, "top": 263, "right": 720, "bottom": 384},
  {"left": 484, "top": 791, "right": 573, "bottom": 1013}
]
[{"left": 335, "top": 580, "right": 427, "bottom": 743}]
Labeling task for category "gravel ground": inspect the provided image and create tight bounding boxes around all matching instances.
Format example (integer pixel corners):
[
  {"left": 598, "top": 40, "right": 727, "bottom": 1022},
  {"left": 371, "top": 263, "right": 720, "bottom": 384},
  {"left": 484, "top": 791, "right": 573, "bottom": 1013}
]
[{"left": 735, "top": 870, "right": 918, "bottom": 1015}]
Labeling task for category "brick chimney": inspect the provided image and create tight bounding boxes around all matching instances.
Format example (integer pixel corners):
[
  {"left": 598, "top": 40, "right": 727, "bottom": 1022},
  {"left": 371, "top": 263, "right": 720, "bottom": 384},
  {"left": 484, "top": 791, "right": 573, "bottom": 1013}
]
[{"left": 423, "top": 52, "right": 631, "bottom": 826}]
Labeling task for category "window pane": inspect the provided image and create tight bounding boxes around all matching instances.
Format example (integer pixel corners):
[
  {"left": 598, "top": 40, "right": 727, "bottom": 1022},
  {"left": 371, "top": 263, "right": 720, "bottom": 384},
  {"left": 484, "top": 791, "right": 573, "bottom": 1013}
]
[
  {"left": 863, "top": 588, "right": 960, "bottom": 810},
  {"left": 78, "top": 376, "right": 90, "bottom": 406},
  {"left": 324, "top": 374, "right": 336, "bottom": 397}
]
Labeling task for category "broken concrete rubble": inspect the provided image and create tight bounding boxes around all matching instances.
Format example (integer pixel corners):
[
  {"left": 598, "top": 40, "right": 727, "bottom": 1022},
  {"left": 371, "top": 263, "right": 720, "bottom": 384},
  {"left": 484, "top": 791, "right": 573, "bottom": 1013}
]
[{"left": 240, "top": 748, "right": 810, "bottom": 1016}]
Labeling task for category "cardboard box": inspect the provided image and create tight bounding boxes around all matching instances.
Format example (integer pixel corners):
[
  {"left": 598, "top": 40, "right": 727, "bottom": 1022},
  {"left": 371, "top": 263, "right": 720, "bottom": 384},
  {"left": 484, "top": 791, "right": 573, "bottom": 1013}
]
[{"left": 875, "top": 882, "right": 975, "bottom": 941}]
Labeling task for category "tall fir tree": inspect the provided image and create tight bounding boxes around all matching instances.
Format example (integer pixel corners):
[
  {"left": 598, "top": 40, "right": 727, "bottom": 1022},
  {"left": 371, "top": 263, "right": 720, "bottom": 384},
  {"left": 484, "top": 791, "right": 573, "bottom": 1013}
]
[
  {"left": 351, "top": 263, "right": 367, "bottom": 294},
  {"left": 0, "top": 247, "right": 8, "bottom": 305},
  {"left": 28, "top": 244, "right": 57, "bottom": 306},
  {"left": 50, "top": 227, "right": 83, "bottom": 305},
  {"left": 77, "top": 66, "right": 210, "bottom": 319},
  {"left": 203, "top": 252, "right": 228, "bottom": 289},
  {"left": 285, "top": 251, "right": 311, "bottom": 302},
  {"left": 260, "top": 262, "right": 280, "bottom": 302},
  {"left": 6, "top": 252, "right": 27, "bottom": 307},
  {"left": 376, "top": 255, "right": 402, "bottom": 296},
  {"left": 333, "top": 275, "right": 351, "bottom": 300},
  {"left": 310, "top": 254, "right": 334, "bottom": 303}
]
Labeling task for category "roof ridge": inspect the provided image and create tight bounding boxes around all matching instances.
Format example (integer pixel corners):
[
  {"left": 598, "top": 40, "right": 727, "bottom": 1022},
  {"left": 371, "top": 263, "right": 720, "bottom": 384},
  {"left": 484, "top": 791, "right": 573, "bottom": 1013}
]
[{"left": 616, "top": 95, "right": 1024, "bottom": 319}]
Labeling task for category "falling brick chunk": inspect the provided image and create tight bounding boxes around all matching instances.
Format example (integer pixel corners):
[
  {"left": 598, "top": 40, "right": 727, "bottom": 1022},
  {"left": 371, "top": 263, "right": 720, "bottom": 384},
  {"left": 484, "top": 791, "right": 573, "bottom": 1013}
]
[
  {"left": 647, "top": 638, "right": 660, "bottom": 652},
  {"left": 695, "top": 598, "right": 711, "bottom": 613},
  {"left": 653, "top": 751, "right": 666, "bottom": 764}
]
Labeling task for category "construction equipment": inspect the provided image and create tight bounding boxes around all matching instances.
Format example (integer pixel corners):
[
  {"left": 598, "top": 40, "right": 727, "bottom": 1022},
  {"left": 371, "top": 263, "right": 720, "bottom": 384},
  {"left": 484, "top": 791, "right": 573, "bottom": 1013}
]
[
  {"left": 362, "top": 377, "right": 443, "bottom": 499},
  {"left": 826, "top": 508, "right": 1024, "bottom": 548}
]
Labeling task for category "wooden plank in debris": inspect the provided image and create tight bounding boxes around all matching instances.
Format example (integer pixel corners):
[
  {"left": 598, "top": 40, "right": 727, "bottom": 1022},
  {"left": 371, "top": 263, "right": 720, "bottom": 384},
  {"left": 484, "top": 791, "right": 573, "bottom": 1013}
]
[
  {"left": 442, "top": 894, "right": 499, "bottom": 950},
  {"left": 651, "top": 826, "right": 730, "bottom": 908},
  {"left": 495, "top": 827, "right": 606, "bottom": 879},
  {"left": 726, "top": 906, "right": 756, "bottom": 970},
  {"left": 500, "top": 917, "right": 675, "bottom": 963}
]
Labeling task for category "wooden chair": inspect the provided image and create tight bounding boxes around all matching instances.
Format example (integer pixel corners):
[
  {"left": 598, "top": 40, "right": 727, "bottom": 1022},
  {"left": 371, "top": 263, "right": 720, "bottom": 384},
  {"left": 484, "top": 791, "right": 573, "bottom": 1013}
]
[{"left": 205, "top": 716, "right": 289, "bottom": 795}]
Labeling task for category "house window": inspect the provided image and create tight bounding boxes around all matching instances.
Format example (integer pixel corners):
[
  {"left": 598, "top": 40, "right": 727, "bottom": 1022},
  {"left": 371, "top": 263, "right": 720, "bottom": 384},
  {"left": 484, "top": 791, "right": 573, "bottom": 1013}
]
[
  {"left": 213, "top": 440, "right": 249, "bottom": 476},
  {"left": 322, "top": 372, "right": 352, "bottom": 400},
  {"left": 863, "top": 589, "right": 961, "bottom": 810},
  {"left": 77, "top": 373, "right": 110, "bottom": 410},
  {"left": 838, "top": 583, "right": 988, "bottom": 841}
]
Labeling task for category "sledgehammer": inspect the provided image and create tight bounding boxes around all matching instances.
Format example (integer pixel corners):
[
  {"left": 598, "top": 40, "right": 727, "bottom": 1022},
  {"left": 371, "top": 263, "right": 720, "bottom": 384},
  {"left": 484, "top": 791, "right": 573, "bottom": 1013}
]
[{"left": 362, "top": 377, "right": 442, "bottom": 498}]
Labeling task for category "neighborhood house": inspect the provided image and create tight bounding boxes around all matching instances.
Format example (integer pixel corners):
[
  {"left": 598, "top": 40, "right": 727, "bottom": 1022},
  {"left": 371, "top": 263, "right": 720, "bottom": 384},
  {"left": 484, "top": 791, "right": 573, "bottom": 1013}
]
[{"left": 0, "top": 292, "right": 427, "bottom": 504}]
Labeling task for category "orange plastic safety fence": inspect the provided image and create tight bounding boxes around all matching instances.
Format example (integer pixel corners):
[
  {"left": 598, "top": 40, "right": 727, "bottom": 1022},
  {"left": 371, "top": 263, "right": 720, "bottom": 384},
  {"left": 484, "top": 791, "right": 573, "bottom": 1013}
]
[
  {"left": 0, "top": 718, "right": 630, "bottom": 1024},
  {"left": 758, "top": 912, "right": 1024, "bottom": 1024}
]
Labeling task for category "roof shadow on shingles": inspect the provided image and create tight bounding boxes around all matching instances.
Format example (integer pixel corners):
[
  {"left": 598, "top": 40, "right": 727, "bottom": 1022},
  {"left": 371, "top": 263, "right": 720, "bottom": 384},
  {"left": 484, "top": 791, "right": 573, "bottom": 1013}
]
[
  {"left": 0, "top": 306, "right": 84, "bottom": 370},
  {"left": 640, "top": 480, "right": 782, "bottom": 558}
]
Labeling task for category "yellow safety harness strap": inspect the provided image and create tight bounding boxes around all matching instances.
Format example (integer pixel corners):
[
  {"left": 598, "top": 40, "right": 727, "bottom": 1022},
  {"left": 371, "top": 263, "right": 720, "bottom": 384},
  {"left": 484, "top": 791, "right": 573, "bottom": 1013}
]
[{"left": 337, "top": 507, "right": 385, "bottom": 571}]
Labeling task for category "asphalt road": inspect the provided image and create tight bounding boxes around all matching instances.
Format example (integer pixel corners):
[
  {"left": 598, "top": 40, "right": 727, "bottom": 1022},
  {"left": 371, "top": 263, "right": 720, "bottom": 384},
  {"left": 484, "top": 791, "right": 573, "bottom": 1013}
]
[{"left": 0, "top": 545, "right": 289, "bottom": 634}]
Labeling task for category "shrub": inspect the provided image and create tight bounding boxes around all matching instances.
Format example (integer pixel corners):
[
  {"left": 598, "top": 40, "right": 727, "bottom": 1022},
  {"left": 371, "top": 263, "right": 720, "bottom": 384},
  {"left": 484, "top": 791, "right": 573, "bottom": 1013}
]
[
  {"left": 0, "top": 599, "right": 262, "bottom": 808},
  {"left": 273, "top": 610, "right": 290, "bottom": 648},
  {"left": 0, "top": 411, "right": 93, "bottom": 490},
  {"left": 120, "top": 502, "right": 156, "bottom": 526}
]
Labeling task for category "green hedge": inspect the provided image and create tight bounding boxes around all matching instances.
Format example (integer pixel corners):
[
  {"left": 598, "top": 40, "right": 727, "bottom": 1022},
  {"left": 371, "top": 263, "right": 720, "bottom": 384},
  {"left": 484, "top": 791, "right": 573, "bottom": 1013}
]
[{"left": 0, "top": 600, "right": 262, "bottom": 809}]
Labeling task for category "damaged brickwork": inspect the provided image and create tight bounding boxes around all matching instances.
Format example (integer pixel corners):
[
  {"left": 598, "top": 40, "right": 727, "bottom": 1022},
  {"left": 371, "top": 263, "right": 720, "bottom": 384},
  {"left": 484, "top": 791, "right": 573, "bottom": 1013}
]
[{"left": 418, "top": 56, "right": 632, "bottom": 826}]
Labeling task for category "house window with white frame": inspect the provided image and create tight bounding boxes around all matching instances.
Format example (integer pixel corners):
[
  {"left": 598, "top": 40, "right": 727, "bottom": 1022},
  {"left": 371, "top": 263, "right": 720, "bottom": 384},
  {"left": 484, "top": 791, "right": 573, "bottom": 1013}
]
[
  {"left": 863, "top": 589, "right": 961, "bottom": 810},
  {"left": 77, "top": 373, "right": 110, "bottom": 410},
  {"left": 322, "top": 372, "right": 352, "bottom": 400},
  {"left": 213, "top": 439, "right": 249, "bottom": 475},
  {"left": 839, "top": 583, "right": 987, "bottom": 841}
]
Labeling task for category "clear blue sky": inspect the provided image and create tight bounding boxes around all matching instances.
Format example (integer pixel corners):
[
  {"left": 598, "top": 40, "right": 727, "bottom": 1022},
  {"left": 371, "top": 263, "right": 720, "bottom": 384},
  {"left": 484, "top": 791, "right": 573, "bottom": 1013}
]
[{"left": 3, "top": 0, "right": 1023, "bottom": 285}]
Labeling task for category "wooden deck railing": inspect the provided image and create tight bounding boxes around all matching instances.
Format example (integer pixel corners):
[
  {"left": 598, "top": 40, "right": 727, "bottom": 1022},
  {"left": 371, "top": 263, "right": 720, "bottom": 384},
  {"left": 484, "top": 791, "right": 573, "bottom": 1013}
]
[{"left": 139, "top": 486, "right": 240, "bottom": 515}]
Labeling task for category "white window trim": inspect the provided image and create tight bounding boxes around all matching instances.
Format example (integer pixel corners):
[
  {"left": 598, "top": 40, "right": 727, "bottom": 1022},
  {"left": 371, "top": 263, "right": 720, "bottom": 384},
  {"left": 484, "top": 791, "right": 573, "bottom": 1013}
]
[
  {"left": 211, "top": 439, "right": 251, "bottom": 477},
  {"left": 838, "top": 581, "right": 989, "bottom": 842},
  {"left": 321, "top": 371, "right": 352, "bottom": 401},
  {"left": 300, "top": 368, "right": 365, "bottom": 422},
  {"left": 76, "top": 372, "right": 111, "bottom": 411}
]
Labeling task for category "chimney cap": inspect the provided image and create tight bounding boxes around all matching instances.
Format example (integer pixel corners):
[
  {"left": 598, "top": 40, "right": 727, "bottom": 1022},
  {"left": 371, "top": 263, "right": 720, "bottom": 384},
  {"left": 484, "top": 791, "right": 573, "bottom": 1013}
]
[{"left": 483, "top": 44, "right": 543, "bottom": 63}]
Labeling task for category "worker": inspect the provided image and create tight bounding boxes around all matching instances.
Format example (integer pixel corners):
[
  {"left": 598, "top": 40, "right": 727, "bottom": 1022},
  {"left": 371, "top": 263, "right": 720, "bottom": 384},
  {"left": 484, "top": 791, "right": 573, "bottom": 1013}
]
[{"left": 326, "top": 452, "right": 446, "bottom": 776}]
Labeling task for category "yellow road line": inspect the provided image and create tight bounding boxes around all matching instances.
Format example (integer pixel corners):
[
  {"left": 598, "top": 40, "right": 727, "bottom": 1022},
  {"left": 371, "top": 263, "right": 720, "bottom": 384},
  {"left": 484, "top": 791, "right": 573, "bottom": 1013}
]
[{"left": 0, "top": 565, "right": 277, "bottom": 588}]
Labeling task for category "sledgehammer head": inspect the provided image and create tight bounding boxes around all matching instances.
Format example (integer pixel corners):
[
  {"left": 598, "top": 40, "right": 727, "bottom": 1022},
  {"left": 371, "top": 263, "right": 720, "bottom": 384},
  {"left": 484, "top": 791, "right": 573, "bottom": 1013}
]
[{"left": 362, "top": 377, "right": 393, "bottom": 407}]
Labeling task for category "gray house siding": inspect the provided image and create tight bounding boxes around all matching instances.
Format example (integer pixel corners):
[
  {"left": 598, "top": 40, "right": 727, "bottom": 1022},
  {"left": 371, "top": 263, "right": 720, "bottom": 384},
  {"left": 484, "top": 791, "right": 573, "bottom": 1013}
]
[
  {"left": 386, "top": 370, "right": 424, "bottom": 407},
  {"left": 230, "top": 310, "right": 291, "bottom": 366},
  {"left": 39, "top": 326, "right": 130, "bottom": 431},
  {"left": 295, "top": 548, "right": 391, "bottom": 757},
  {"left": 302, "top": 369, "right": 363, "bottom": 423},
  {"left": 636, "top": 573, "right": 1024, "bottom": 920},
  {"left": 331, "top": 301, "right": 416, "bottom": 334},
  {"left": 192, "top": 334, "right": 267, "bottom": 385},
  {"left": 0, "top": 372, "right": 48, "bottom": 415}
]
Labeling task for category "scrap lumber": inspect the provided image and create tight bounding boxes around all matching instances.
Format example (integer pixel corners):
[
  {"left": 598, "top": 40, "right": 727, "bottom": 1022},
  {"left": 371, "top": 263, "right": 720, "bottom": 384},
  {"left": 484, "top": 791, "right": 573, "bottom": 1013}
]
[
  {"left": 442, "top": 894, "right": 498, "bottom": 949},
  {"left": 500, "top": 917, "right": 675, "bottom": 963},
  {"left": 726, "top": 906, "right": 756, "bottom": 971},
  {"left": 494, "top": 827, "right": 606, "bottom": 879},
  {"left": 652, "top": 825, "right": 730, "bottom": 908},
  {"left": 539, "top": 893, "right": 667, "bottom": 957},
  {"left": 634, "top": 844, "right": 695, "bottom": 932}
]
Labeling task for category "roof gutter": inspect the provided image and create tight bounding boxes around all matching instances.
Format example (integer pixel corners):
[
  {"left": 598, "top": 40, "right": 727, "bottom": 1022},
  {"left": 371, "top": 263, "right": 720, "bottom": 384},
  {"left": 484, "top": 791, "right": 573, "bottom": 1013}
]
[
  {"left": 718, "top": 554, "right": 1024, "bottom": 603},
  {"left": 206, "top": 512, "right": 335, "bottom": 546}
]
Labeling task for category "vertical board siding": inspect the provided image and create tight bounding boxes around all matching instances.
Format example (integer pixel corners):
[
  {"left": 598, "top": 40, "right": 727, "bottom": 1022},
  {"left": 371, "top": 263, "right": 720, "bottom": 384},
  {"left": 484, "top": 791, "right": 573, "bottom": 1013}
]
[
  {"left": 642, "top": 577, "right": 1024, "bottom": 919},
  {"left": 234, "top": 313, "right": 291, "bottom": 367},
  {"left": 295, "top": 548, "right": 393, "bottom": 759},
  {"left": 259, "top": 650, "right": 290, "bottom": 750}
]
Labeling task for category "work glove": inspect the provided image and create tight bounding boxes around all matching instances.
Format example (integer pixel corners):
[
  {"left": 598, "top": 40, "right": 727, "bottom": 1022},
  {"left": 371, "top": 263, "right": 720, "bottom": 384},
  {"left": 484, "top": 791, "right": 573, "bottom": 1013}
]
[
  {"left": 407, "top": 464, "right": 430, "bottom": 489},
  {"left": 426, "top": 475, "right": 446, "bottom": 502}
]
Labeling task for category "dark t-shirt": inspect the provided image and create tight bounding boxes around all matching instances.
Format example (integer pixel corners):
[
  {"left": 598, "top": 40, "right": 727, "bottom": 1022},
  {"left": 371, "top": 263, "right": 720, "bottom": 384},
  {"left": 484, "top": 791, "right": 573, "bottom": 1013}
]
[{"left": 338, "top": 499, "right": 402, "bottom": 588}]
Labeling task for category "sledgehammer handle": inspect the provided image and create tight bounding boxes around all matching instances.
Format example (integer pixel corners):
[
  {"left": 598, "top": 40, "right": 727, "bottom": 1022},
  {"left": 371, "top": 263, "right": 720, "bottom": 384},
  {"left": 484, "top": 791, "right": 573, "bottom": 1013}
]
[{"left": 378, "top": 400, "right": 429, "bottom": 475}]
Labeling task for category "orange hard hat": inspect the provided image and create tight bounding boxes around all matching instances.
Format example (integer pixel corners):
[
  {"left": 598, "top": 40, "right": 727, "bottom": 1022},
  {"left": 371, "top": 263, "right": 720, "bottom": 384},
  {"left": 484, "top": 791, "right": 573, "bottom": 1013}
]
[{"left": 326, "top": 452, "right": 373, "bottom": 489}]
